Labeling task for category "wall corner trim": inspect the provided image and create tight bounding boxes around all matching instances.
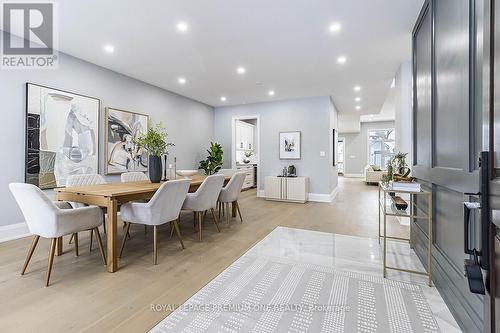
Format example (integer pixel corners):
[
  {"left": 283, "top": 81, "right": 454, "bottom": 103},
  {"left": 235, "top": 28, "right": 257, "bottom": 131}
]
[{"left": 0, "top": 222, "right": 30, "bottom": 243}]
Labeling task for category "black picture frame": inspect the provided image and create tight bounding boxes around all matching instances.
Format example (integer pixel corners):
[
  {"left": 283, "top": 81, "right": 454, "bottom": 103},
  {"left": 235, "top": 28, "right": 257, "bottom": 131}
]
[{"left": 332, "top": 129, "right": 336, "bottom": 166}]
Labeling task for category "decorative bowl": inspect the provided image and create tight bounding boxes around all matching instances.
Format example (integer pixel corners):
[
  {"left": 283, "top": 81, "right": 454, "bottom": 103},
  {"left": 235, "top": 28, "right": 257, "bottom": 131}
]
[{"left": 176, "top": 170, "right": 198, "bottom": 178}]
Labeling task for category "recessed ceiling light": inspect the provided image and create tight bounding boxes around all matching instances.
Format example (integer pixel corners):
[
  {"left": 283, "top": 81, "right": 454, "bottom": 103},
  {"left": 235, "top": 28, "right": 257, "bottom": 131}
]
[
  {"left": 354, "top": 85, "right": 362, "bottom": 91},
  {"left": 355, "top": 97, "right": 361, "bottom": 102},
  {"left": 268, "top": 90, "right": 275, "bottom": 96},
  {"left": 176, "top": 22, "right": 189, "bottom": 32},
  {"left": 337, "top": 56, "right": 347, "bottom": 64},
  {"left": 178, "top": 77, "right": 186, "bottom": 85},
  {"left": 329, "top": 22, "right": 341, "bottom": 33},
  {"left": 220, "top": 96, "right": 227, "bottom": 102},
  {"left": 103, "top": 44, "right": 115, "bottom": 53},
  {"left": 355, "top": 105, "right": 361, "bottom": 110},
  {"left": 237, "top": 67, "right": 246, "bottom": 75}
]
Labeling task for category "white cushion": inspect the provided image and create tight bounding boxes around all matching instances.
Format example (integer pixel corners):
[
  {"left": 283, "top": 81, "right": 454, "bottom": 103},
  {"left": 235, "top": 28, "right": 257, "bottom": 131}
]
[
  {"left": 121, "top": 172, "right": 148, "bottom": 182},
  {"left": 182, "top": 175, "right": 224, "bottom": 212},
  {"left": 218, "top": 172, "right": 246, "bottom": 203},
  {"left": 66, "top": 174, "right": 106, "bottom": 208}
]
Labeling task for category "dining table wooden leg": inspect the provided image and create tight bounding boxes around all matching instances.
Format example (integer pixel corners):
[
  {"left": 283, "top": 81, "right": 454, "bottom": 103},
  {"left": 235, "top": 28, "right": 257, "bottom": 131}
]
[
  {"left": 55, "top": 237, "right": 63, "bottom": 256},
  {"left": 232, "top": 202, "right": 237, "bottom": 218},
  {"left": 106, "top": 198, "right": 118, "bottom": 273}
]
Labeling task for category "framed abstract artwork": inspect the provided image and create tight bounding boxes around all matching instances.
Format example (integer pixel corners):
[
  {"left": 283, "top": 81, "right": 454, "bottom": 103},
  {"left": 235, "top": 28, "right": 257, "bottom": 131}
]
[
  {"left": 26, "top": 83, "right": 100, "bottom": 189},
  {"left": 279, "top": 131, "right": 301, "bottom": 159},
  {"left": 105, "top": 107, "right": 149, "bottom": 174}
]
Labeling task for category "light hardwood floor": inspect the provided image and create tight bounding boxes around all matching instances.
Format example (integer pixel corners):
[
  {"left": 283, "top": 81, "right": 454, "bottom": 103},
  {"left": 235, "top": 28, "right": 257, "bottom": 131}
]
[{"left": 0, "top": 177, "right": 408, "bottom": 332}]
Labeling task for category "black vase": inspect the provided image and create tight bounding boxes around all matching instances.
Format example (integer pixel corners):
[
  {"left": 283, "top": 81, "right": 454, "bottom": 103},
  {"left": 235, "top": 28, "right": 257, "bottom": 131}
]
[{"left": 148, "top": 155, "right": 162, "bottom": 183}]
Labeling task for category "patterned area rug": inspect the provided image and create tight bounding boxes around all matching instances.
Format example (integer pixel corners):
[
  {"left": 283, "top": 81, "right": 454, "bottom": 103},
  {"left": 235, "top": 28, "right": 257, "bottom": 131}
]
[{"left": 151, "top": 232, "right": 440, "bottom": 332}]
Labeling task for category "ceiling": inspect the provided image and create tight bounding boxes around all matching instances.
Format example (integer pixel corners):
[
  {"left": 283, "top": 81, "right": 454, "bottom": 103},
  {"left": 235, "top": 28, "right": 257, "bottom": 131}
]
[{"left": 9, "top": 0, "right": 423, "bottom": 114}]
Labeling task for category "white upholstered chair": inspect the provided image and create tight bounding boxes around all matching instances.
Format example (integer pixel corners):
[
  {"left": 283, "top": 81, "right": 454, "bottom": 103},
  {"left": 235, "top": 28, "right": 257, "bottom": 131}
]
[
  {"left": 9, "top": 183, "right": 106, "bottom": 286},
  {"left": 182, "top": 174, "right": 224, "bottom": 241},
  {"left": 121, "top": 172, "right": 148, "bottom": 182},
  {"left": 119, "top": 179, "right": 190, "bottom": 264},
  {"left": 218, "top": 169, "right": 237, "bottom": 177},
  {"left": 218, "top": 172, "right": 246, "bottom": 223},
  {"left": 66, "top": 174, "right": 107, "bottom": 249}
]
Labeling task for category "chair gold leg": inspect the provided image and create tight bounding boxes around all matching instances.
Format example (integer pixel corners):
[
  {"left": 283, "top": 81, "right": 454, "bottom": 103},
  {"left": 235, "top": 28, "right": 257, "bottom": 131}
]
[
  {"left": 74, "top": 232, "right": 79, "bottom": 257},
  {"left": 68, "top": 233, "right": 75, "bottom": 244},
  {"left": 218, "top": 201, "right": 221, "bottom": 219},
  {"left": 235, "top": 201, "right": 243, "bottom": 223},
  {"left": 222, "top": 202, "right": 225, "bottom": 217},
  {"left": 89, "top": 229, "right": 93, "bottom": 252},
  {"left": 172, "top": 220, "right": 185, "bottom": 249},
  {"left": 46, "top": 239, "right": 57, "bottom": 287},
  {"left": 94, "top": 227, "right": 106, "bottom": 265},
  {"left": 123, "top": 222, "right": 131, "bottom": 239},
  {"left": 119, "top": 222, "right": 132, "bottom": 258},
  {"left": 102, "top": 215, "right": 106, "bottom": 234},
  {"left": 144, "top": 225, "right": 147, "bottom": 235},
  {"left": 21, "top": 235, "right": 40, "bottom": 275},
  {"left": 193, "top": 212, "right": 196, "bottom": 228},
  {"left": 153, "top": 225, "right": 158, "bottom": 265},
  {"left": 226, "top": 203, "right": 230, "bottom": 224},
  {"left": 210, "top": 208, "right": 221, "bottom": 232},
  {"left": 198, "top": 212, "right": 203, "bottom": 241}
]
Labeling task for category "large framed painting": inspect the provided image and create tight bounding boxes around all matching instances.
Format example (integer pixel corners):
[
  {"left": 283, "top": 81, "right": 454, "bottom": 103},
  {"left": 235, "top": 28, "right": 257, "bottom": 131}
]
[
  {"left": 279, "top": 131, "right": 301, "bottom": 160},
  {"left": 105, "top": 107, "right": 149, "bottom": 174},
  {"left": 26, "top": 83, "right": 100, "bottom": 189}
]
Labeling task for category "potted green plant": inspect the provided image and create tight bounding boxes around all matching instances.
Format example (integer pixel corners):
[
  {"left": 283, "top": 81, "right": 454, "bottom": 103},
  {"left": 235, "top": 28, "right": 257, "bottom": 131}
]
[
  {"left": 134, "top": 122, "right": 174, "bottom": 183},
  {"left": 243, "top": 151, "right": 253, "bottom": 164},
  {"left": 199, "top": 142, "right": 223, "bottom": 175}
]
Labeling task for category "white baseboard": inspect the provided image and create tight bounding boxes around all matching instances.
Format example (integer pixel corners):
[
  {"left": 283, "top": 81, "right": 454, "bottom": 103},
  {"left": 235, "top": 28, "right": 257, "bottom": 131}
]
[
  {"left": 343, "top": 173, "right": 364, "bottom": 178},
  {"left": 257, "top": 187, "right": 339, "bottom": 203},
  {"left": 0, "top": 222, "right": 30, "bottom": 243}
]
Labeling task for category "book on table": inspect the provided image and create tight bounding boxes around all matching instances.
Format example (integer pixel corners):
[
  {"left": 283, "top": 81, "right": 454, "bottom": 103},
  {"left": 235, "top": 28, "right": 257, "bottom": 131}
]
[{"left": 391, "top": 181, "right": 421, "bottom": 192}]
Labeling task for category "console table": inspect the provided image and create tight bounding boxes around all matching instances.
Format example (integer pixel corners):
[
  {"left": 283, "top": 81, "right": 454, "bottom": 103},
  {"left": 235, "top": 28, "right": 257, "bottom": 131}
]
[
  {"left": 378, "top": 182, "right": 433, "bottom": 286},
  {"left": 264, "top": 176, "right": 309, "bottom": 203}
]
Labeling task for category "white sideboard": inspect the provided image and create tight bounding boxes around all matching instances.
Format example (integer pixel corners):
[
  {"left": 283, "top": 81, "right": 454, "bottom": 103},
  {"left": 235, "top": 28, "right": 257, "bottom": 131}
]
[
  {"left": 236, "top": 164, "right": 255, "bottom": 189},
  {"left": 264, "top": 176, "right": 309, "bottom": 203}
]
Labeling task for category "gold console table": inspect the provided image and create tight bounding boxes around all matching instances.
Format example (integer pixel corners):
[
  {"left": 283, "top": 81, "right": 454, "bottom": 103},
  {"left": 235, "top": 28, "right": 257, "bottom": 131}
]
[{"left": 378, "top": 182, "right": 432, "bottom": 286}]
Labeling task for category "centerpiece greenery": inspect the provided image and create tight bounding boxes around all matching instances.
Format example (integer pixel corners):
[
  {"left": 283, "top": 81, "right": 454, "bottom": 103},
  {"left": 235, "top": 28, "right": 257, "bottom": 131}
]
[
  {"left": 133, "top": 122, "right": 174, "bottom": 182},
  {"left": 199, "top": 142, "right": 223, "bottom": 175}
]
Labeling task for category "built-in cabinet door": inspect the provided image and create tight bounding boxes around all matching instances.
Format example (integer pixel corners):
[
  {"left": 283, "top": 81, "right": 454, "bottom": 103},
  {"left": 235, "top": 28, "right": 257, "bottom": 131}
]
[
  {"left": 235, "top": 122, "right": 244, "bottom": 149},
  {"left": 264, "top": 176, "right": 281, "bottom": 200}
]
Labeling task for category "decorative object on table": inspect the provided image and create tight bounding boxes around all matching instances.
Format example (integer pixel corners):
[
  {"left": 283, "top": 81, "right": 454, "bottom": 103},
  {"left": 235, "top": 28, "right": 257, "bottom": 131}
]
[
  {"left": 198, "top": 142, "right": 223, "bottom": 175},
  {"left": 279, "top": 131, "right": 301, "bottom": 159},
  {"left": 133, "top": 122, "right": 174, "bottom": 183},
  {"left": 243, "top": 151, "right": 252, "bottom": 164},
  {"left": 105, "top": 107, "right": 149, "bottom": 175},
  {"left": 287, "top": 165, "right": 297, "bottom": 177},
  {"left": 174, "top": 157, "right": 177, "bottom": 179},
  {"left": 162, "top": 154, "right": 168, "bottom": 181},
  {"left": 392, "top": 152, "right": 412, "bottom": 181},
  {"left": 25, "top": 83, "right": 100, "bottom": 189},
  {"left": 176, "top": 170, "right": 198, "bottom": 178}
]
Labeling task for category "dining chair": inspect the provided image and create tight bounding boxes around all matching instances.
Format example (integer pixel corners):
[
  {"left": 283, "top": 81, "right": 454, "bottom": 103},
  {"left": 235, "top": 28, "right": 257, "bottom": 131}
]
[
  {"left": 182, "top": 174, "right": 224, "bottom": 241},
  {"left": 121, "top": 172, "right": 148, "bottom": 182},
  {"left": 218, "top": 172, "right": 246, "bottom": 223},
  {"left": 119, "top": 179, "right": 190, "bottom": 264},
  {"left": 66, "top": 174, "right": 107, "bottom": 250},
  {"left": 9, "top": 183, "right": 106, "bottom": 286}
]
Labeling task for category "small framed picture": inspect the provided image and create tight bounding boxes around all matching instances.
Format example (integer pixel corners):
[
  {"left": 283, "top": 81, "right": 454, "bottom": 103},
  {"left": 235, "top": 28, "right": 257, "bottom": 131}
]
[{"left": 279, "top": 131, "right": 301, "bottom": 159}]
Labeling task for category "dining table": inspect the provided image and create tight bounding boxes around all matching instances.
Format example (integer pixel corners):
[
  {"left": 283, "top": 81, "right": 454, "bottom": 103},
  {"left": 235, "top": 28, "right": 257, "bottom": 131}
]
[{"left": 54, "top": 174, "right": 230, "bottom": 273}]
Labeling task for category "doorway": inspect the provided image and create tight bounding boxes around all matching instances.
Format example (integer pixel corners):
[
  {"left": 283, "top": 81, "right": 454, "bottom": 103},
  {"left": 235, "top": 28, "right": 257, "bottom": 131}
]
[
  {"left": 337, "top": 138, "right": 345, "bottom": 175},
  {"left": 231, "top": 115, "right": 260, "bottom": 193}
]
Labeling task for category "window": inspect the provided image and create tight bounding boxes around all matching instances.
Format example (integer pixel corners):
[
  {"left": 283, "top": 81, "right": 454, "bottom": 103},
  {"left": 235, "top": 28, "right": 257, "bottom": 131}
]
[{"left": 368, "top": 128, "right": 395, "bottom": 170}]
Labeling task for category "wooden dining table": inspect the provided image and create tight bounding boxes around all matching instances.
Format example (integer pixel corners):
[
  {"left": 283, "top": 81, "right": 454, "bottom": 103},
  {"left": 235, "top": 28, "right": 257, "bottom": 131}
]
[{"left": 54, "top": 175, "right": 230, "bottom": 273}]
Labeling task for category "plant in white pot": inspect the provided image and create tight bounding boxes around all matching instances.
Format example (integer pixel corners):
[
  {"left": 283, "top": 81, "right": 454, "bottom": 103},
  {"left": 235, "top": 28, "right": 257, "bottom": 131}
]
[{"left": 133, "top": 122, "right": 174, "bottom": 183}]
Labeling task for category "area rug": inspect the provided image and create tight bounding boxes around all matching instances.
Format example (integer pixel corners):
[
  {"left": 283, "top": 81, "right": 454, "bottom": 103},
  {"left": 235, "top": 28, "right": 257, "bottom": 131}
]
[{"left": 150, "top": 229, "right": 440, "bottom": 333}]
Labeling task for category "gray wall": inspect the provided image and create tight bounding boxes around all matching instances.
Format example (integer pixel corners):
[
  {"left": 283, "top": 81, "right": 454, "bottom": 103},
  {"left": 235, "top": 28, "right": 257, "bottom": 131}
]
[
  {"left": 340, "top": 121, "right": 395, "bottom": 175},
  {"left": 214, "top": 96, "right": 336, "bottom": 195},
  {"left": 394, "top": 61, "right": 413, "bottom": 166},
  {"left": 1, "top": 44, "right": 214, "bottom": 227}
]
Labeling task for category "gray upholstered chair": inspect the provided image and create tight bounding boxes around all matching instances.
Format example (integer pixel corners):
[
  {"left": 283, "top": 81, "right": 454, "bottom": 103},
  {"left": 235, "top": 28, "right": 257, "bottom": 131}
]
[
  {"left": 66, "top": 173, "right": 107, "bottom": 249},
  {"left": 182, "top": 174, "right": 224, "bottom": 241},
  {"left": 9, "top": 183, "right": 106, "bottom": 286},
  {"left": 119, "top": 179, "right": 190, "bottom": 264},
  {"left": 218, "top": 172, "right": 246, "bottom": 223},
  {"left": 121, "top": 172, "right": 148, "bottom": 182}
]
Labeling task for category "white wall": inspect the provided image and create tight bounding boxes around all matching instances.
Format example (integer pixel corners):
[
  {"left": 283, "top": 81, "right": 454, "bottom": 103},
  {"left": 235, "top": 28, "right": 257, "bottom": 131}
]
[
  {"left": 214, "top": 96, "right": 337, "bottom": 197},
  {"left": 394, "top": 61, "right": 413, "bottom": 166},
  {"left": 1, "top": 37, "right": 214, "bottom": 229}
]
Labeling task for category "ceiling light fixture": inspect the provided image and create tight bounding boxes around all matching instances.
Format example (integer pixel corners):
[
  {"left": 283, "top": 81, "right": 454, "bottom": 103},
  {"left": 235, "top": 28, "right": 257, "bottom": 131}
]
[
  {"left": 220, "top": 96, "right": 227, "bottom": 102},
  {"left": 237, "top": 66, "right": 246, "bottom": 75},
  {"left": 337, "top": 56, "right": 347, "bottom": 64},
  {"left": 329, "top": 22, "right": 341, "bottom": 33},
  {"left": 176, "top": 21, "right": 189, "bottom": 32},
  {"left": 355, "top": 97, "right": 361, "bottom": 102},
  {"left": 178, "top": 77, "right": 186, "bottom": 85},
  {"left": 355, "top": 105, "right": 361, "bottom": 110},
  {"left": 103, "top": 45, "right": 115, "bottom": 53},
  {"left": 354, "top": 85, "right": 362, "bottom": 91},
  {"left": 268, "top": 90, "right": 275, "bottom": 96}
]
